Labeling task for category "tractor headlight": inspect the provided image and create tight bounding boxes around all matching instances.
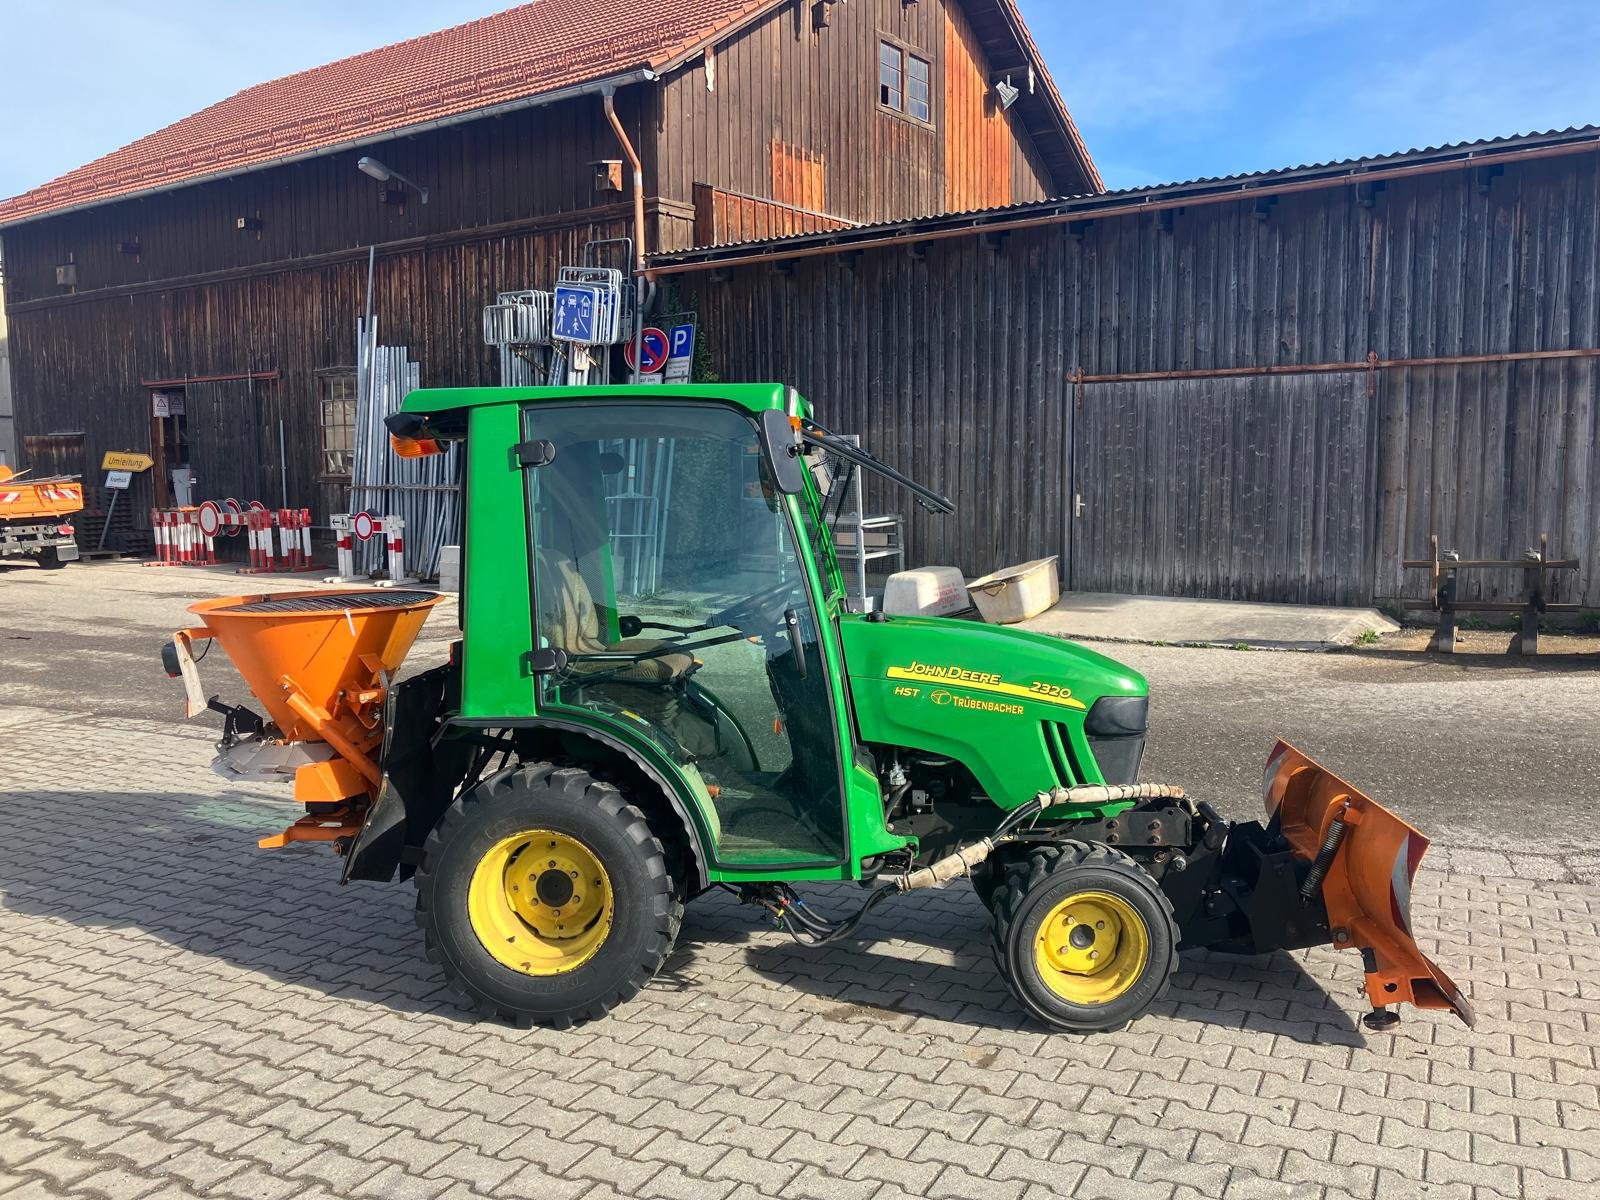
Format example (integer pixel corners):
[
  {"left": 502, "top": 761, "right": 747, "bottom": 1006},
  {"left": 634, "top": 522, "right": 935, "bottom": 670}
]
[{"left": 1085, "top": 695, "right": 1148, "bottom": 785}]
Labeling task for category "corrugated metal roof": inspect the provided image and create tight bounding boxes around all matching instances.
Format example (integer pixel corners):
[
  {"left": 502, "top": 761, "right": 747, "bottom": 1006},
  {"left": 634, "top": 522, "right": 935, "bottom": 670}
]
[
  {"left": 651, "top": 124, "right": 1600, "bottom": 264},
  {"left": 0, "top": 0, "right": 779, "bottom": 227}
]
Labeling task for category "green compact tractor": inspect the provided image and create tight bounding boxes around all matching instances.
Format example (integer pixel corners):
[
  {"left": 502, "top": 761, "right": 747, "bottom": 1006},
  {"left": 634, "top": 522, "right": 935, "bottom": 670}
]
[{"left": 167, "top": 384, "right": 1471, "bottom": 1034}]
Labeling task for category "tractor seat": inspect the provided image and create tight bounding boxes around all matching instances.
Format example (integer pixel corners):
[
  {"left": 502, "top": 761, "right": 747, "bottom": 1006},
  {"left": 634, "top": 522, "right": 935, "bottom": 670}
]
[{"left": 545, "top": 560, "right": 694, "bottom": 684}]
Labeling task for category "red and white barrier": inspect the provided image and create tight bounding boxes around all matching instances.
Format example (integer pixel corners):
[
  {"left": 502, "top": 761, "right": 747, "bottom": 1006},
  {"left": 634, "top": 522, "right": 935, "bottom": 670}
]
[
  {"left": 325, "top": 512, "right": 413, "bottom": 586},
  {"left": 148, "top": 502, "right": 320, "bottom": 574}
]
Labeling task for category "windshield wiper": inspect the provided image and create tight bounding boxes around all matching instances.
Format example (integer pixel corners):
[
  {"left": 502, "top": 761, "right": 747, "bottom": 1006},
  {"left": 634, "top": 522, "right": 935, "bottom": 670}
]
[{"left": 799, "top": 419, "right": 955, "bottom": 514}]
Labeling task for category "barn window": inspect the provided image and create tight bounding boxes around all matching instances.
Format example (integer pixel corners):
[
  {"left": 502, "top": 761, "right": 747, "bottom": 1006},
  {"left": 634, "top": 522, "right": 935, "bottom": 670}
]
[
  {"left": 320, "top": 373, "right": 357, "bottom": 478},
  {"left": 879, "top": 42, "right": 903, "bottom": 111},
  {"left": 880, "top": 41, "right": 932, "bottom": 124},
  {"left": 907, "top": 55, "right": 931, "bottom": 122}
]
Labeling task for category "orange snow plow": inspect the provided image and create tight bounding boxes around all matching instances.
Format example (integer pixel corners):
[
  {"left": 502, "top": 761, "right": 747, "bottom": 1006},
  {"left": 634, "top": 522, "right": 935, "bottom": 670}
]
[
  {"left": 1265, "top": 741, "right": 1474, "bottom": 1028},
  {"left": 166, "top": 589, "right": 442, "bottom": 849}
]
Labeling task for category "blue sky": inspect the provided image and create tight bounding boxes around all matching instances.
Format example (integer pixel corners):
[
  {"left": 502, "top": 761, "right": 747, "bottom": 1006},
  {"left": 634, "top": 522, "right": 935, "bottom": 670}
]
[{"left": 3, "top": 0, "right": 1598, "bottom": 201}]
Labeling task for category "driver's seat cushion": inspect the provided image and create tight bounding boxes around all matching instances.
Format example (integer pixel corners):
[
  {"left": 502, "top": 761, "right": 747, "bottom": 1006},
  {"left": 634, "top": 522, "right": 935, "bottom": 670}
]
[{"left": 545, "top": 560, "right": 694, "bottom": 683}]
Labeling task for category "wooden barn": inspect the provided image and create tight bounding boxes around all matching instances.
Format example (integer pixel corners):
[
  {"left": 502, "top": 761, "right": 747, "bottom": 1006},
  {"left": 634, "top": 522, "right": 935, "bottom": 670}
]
[
  {"left": 0, "top": 0, "right": 1094, "bottom": 542},
  {"left": 654, "top": 127, "right": 1600, "bottom": 609}
]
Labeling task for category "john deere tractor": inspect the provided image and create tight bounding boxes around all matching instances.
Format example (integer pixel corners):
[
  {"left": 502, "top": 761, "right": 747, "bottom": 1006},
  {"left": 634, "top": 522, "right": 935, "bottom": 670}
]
[{"left": 166, "top": 384, "right": 1471, "bottom": 1034}]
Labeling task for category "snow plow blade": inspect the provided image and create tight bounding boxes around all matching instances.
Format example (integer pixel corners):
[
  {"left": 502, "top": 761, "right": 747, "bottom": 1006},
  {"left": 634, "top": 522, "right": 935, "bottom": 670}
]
[{"left": 1265, "top": 741, "right": 1473, "bottom": 1027}]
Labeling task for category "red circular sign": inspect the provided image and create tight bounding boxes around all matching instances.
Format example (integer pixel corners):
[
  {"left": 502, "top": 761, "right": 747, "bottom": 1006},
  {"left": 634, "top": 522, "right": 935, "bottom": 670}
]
[
  {"left": 353, "top": 511, "right": 377, "bottom": 541},
  {"left": 196, "top": 500, "right": 222, "bottom": 538},
  {"left": 623, "top": 327, "right": 670, "bottom": 374}
]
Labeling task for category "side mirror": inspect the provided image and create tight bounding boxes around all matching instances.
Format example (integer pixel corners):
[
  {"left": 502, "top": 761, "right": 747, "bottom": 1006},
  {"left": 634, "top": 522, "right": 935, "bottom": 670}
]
[
  {"left": 526, "top": 647, "right": 570, "bottom": 676},
  {"left": 758, "top": 409, "right": 807, "bottom": 495}
]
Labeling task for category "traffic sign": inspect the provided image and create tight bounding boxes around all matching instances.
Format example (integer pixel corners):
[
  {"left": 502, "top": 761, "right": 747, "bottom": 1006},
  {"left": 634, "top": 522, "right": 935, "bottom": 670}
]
[
  {"left": 352, "top": 511, "right": 377, "bottom": 541},
  {"left": 665, "top": 322, "right": 696, "bottom": 382},
  {"left": 553, "top": 284, "right": 598, "bottom": 343},
  {"left": 624, "top": 327, "right": 670, "bottom": 375},
  {"left": 104, "top": 470, "right": 133, "bottom": 490},
  {"left": 102, "top": 451, "right": 154, "bottom": 472},
  {"left": 197, "top": 500, "right": 223, "bottom": 538}
]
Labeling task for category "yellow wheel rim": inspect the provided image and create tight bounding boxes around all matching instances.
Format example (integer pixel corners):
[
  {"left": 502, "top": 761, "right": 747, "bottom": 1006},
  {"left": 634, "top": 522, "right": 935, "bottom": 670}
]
[
  {"left": 1033, "top": 889, "right": 1150, "bottom": 1005},
  {"left": 468, "top": 830, "right": 613, "bottom": 976}
]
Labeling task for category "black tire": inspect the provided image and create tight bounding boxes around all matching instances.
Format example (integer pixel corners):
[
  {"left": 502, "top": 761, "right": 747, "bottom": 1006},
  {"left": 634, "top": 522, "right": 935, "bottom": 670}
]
[
  {"left": 37, "top": 547, "right": 67, "bottom": 570},
  {"left": 415, "top": 761, "right": 682, "bottom": 1028},
  {"left": 990, "top": 841, "right": 1178, "bottom": 1033},
  {"left": 969, "top": 847, "right": 1021, "bottom": 909}
]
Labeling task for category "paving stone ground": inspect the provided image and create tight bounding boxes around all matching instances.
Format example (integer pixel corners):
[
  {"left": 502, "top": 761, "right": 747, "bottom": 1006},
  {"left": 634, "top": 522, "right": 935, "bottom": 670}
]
[{"left": 1, "top": 708, "right": 1597, "bottom": 1200}]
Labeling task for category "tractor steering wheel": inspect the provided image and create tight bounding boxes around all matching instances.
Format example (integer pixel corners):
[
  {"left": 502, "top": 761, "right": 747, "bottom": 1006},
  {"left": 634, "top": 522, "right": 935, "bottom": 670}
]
[{"left": 709, "top": 575, "right": 806, "bottom": 636}]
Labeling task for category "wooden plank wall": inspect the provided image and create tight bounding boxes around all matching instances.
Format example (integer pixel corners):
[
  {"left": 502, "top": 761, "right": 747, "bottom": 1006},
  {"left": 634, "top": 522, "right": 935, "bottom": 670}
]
[
  {"left": 2, "top": 92, "right": 648, "bottom": 305},
  {"left": 692, "top": 183, "right": 854, "bottom": 246},
  {"left": 681, "top": 149, "right": 1600, "bottom": 607},
  {"left": 651, "top": 0, "right": 1055, "bottom": 229},
  {"left": 5, "top": 213, "right": 632, "bottom": 528},
  {"left": 943, "top": 0, "right": 1015, "bottom": 213}
]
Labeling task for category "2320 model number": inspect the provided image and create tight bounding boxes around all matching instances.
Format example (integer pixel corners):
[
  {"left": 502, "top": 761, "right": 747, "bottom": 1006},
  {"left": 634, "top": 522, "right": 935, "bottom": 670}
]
[{"left": 1028, "top": 681, "right": 1075, "bottom": 700}]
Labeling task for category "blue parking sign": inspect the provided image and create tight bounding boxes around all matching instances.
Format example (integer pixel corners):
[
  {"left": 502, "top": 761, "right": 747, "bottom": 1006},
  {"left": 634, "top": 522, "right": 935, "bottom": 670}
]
[
  {"left": 669, "top": 323, "right": 695, "bottom": 360},
  {"left": 553, "top": 285, "right": 597, "bottom": 343},
  {"left": 665, "top": 322, "right": 696, "bottom": 381}
]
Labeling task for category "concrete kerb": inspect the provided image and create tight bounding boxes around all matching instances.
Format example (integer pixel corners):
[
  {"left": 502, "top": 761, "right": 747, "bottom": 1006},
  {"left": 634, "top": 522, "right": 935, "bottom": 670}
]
[{"left": 1019, "top": 591, "right": 1400, "bottom": 653}]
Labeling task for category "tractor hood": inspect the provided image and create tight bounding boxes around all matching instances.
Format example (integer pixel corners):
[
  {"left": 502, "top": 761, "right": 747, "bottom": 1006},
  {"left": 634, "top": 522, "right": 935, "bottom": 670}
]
[{"left": 838, "top": 612, "right": 1148, "bottom": 810}]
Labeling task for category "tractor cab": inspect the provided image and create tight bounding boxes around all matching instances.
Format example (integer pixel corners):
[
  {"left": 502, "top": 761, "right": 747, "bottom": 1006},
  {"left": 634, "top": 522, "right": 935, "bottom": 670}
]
[{"left": 521, "top": 399, "right": 846, "bottom": 866}]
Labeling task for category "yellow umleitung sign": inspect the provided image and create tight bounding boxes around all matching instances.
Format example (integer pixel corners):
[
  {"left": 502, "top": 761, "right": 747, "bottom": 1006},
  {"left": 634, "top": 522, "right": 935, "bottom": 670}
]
[{"left": 102, "top": 451, "right": 154, "bottom": 472}]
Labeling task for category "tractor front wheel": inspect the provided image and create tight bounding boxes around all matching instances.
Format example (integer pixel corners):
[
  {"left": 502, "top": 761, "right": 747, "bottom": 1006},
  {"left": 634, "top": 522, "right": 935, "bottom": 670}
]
[
  {"left": 415, "top": 762, "right": 681, "bottom": 1028},
  {"left": 990, "top": 841, "right": 1178, "bottom": 1033}
]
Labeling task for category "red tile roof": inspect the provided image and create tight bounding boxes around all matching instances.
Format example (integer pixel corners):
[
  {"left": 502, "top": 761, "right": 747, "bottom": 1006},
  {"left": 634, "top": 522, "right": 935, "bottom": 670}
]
[{"left": 0, "top": 0, "right": 777, "bottom": 226}]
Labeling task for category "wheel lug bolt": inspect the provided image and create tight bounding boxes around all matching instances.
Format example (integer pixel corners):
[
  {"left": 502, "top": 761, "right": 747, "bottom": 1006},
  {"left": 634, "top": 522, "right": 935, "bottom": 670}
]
[
  {"left": 1088, "top": 950, "right": 1099, "bottom": 961},
  {"left": 1095, "top": 921, "right": 1105, "bottom": 930}
]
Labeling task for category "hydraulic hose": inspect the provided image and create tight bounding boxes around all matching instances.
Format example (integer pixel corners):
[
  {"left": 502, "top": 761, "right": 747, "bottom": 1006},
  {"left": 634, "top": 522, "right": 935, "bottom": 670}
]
[{"left": 737, "top": 783, "right": 1188, "bottom": 942}]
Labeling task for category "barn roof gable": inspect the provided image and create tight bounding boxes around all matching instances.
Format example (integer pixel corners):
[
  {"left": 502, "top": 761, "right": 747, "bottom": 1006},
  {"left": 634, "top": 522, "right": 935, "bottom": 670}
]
[{"left": 0, "top": 0, "right": 1097, "bottom": 228}]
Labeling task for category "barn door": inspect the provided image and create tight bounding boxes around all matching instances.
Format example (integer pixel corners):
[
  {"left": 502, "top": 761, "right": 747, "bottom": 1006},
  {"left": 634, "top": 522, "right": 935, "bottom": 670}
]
[
  {"left": 184, "top": 380, "right": 270, "bottom": 509},
  {"left": 1069, "top": 373, "right": 1373, "bottom": 605}
]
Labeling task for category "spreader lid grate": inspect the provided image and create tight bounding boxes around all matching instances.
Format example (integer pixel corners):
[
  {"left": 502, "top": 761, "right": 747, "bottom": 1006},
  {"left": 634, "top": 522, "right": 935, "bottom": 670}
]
[{"left": 224, "top": 590, "right": 438, "bottom": 614}]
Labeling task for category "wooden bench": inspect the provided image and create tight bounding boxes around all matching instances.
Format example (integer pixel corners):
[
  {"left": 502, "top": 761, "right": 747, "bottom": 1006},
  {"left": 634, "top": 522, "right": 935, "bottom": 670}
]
[{"left": 1402, "top": 534, "right": 1579, "bottom": 654}]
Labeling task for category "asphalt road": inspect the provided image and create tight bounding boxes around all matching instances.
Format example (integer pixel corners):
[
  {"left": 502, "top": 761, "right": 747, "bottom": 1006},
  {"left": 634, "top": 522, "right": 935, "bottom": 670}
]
[{"left": 3, "top": 557, "right": 1596, "bottom": 871}]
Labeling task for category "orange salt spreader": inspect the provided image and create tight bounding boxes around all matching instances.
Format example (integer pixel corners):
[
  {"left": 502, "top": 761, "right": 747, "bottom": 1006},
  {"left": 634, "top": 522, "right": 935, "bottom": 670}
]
[{"left": 165, "top": 589, "right": 442, "bottom": 849}]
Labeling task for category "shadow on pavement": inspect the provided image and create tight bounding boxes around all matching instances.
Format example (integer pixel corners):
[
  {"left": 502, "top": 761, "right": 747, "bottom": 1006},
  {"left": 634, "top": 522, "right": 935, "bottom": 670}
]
[{"left": 2, "top": 791, "right": 1356, "bottom": 1044}]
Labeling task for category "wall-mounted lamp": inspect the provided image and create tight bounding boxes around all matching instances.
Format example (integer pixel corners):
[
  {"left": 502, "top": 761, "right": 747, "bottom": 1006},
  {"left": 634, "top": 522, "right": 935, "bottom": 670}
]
[
  {"left": 358, "top": 156, "right": 429, "bottom": 205},
  {"left": 993, "top": 76, "right": 1021, "bottom": 111}
]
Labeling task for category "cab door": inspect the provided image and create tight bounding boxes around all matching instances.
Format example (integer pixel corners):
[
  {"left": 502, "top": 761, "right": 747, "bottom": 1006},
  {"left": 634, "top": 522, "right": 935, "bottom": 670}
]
[{"left": 525, "top": 400, "right": 848, "bottom": 868}]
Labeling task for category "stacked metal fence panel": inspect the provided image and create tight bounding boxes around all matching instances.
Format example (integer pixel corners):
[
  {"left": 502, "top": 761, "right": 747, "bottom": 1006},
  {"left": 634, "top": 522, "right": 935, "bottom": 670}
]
[{"left": 349, "top": 315, "right": 460, "bottom": 580}]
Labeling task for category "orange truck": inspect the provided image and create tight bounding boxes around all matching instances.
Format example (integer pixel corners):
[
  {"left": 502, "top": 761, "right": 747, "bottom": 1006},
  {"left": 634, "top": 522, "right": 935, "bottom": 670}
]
[{"left": 0, "top": 464, "right": 83, "bottom": 568}]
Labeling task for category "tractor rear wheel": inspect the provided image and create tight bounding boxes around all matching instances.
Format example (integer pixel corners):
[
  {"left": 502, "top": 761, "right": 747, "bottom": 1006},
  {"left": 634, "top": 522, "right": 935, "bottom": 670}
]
[
  {"left": 415, "top": 762, "right": 681, "bottom": 1028},
  {"left": 37, "top": 547, "right": 67, "bottom": 570},
  {"left": 990, "top": 841, "right": 1178, "bottom": 1033}
]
